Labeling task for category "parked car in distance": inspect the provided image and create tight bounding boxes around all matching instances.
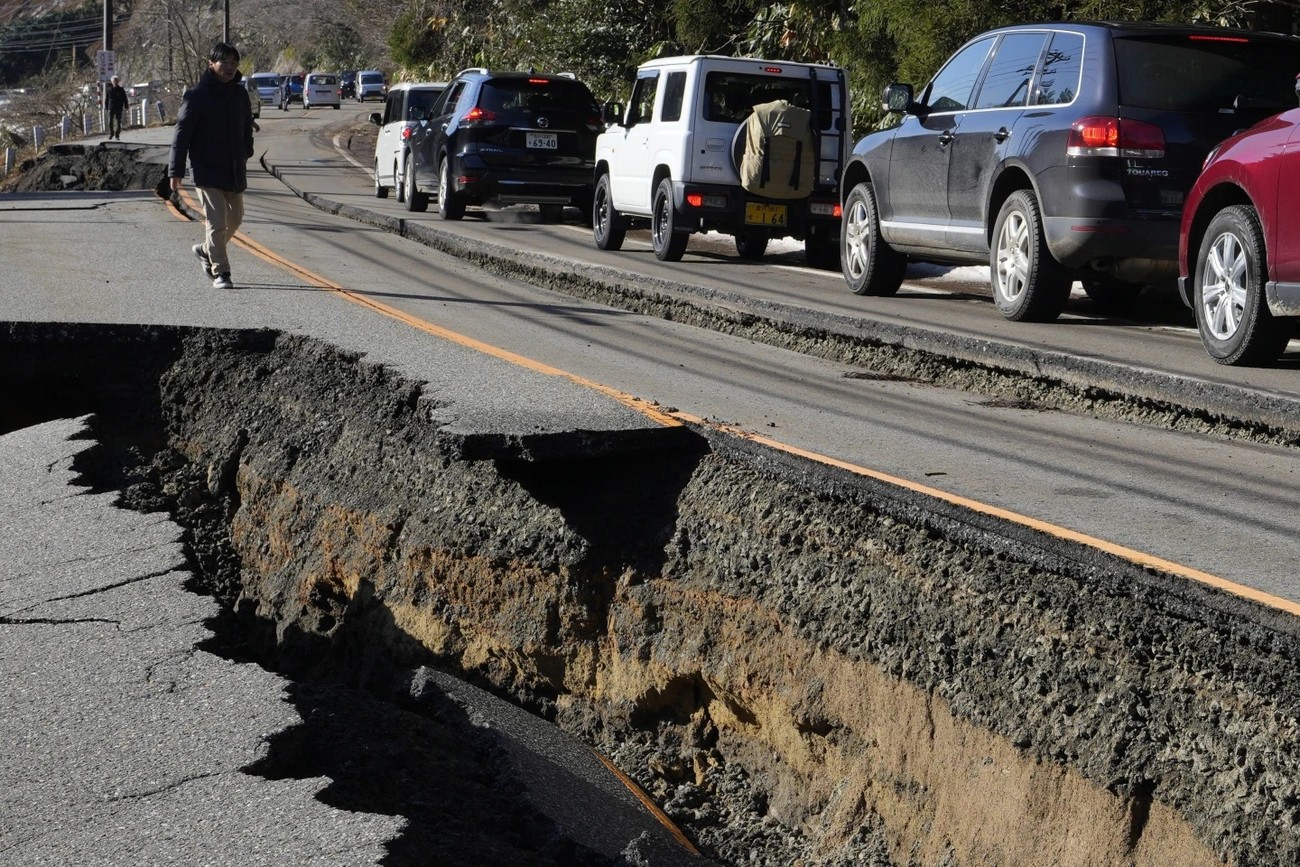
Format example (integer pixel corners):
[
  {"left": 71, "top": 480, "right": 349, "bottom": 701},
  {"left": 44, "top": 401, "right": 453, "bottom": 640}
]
[
  {"left": 279, "top": 73, "right": 305, "bottom": 110},
  {"left": 246, "top": 73, "right": 280, "bottom": 108},
  {"left": 403, "top": 68, "right": 602, "bottom": 219},
  {"left": 357, "top": 70, "right": 386, "bottom": 102},
  {"left": 840, "top": 21, "right": 1300, "bottom": 322},
  {"left": 369, "top": 81, "right": 450, "bottom": 201},
  {"left": 303, "top": 72, "right": 341, "bottom": 109},
  {"left": 340, "top": 70, "right": 357, "bottom": 100},
  {"left": 244, "top": 78, "right": 261, "bottom": 119},
  {"left": 1178, "top": 106, "right": 1300, "bottom": 365}
]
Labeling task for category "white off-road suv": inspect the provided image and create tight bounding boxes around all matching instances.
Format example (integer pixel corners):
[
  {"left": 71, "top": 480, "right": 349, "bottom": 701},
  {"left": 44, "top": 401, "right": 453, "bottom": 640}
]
[{"left": 592, "top": 55, "right": 849, "bottom": 268}]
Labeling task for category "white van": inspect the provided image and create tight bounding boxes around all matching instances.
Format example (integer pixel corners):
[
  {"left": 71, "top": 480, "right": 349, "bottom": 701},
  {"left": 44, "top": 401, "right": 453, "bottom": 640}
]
[
  {"left": 303, "top": 72, "right": 341, "bottom": 109},
  {"left": 357, "top": 70, "right": 386, "bottom": 102},
  {"left": 369, "top": 81, "right": 449, "bottom": 200}
]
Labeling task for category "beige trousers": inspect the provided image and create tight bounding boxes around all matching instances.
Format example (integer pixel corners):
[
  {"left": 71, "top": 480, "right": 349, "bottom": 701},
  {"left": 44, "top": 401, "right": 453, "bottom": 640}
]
[{"left": 195, "top": 187, "right": 244, "bottom": 277}]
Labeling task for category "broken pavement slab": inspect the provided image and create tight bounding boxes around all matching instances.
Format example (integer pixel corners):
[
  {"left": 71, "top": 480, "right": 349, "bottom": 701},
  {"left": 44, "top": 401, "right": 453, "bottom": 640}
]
[{"left": 0, "top": 417, "right": 403, "bottom": 866}]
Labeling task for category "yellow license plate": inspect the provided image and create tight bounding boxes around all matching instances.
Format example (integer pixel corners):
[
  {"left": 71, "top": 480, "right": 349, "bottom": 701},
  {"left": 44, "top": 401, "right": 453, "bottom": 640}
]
[{"left": 745, "top": 202, "right": 787, "bottom": 227}]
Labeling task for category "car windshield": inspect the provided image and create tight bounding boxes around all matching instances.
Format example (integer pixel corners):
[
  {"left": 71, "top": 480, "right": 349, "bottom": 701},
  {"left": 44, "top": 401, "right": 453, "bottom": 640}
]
[
  {"left": 478, "top": 79, "right": 597, "bottom": 118},
  {"left": 1116, "top": 36, "right": 1299, "bottom": 113},
  {"left": 361, "top": 73, "right": 383, "bottom": 84}
]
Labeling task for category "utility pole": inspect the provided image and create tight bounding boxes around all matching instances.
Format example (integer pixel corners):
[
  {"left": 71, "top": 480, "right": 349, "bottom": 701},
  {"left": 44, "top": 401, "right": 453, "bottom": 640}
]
[{"left": 223, "top": 0, "right": 230, "bottom": 43}]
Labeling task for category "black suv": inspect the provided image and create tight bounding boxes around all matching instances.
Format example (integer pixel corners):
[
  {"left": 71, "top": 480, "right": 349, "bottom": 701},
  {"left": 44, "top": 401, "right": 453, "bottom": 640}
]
[
  {"left": 403, "top": 68, "right": 602, "bottom": 220},
  {"left": 340, "top": 70, "right": 357, "bottom": 100},
  {"left": 840, "top": 22, "right": 1300, "bottom": 321}
]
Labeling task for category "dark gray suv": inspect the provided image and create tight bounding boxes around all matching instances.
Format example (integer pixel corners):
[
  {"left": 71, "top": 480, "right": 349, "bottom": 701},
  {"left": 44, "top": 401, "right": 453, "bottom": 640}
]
[{"left": 840, "top": 22, "right": 1300, "bottom": 321}]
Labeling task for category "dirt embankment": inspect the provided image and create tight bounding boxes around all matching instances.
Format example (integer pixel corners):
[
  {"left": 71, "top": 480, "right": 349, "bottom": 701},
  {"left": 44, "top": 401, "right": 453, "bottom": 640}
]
[{"left": 4, "top": 322, "right": 1298, "bottom": 867}]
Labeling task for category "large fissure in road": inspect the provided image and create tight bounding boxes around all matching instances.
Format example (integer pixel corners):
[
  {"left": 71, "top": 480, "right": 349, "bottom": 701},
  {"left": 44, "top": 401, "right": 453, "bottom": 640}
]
[{"left": 4, "top": 321, "right": 1298, "bottom": 867}]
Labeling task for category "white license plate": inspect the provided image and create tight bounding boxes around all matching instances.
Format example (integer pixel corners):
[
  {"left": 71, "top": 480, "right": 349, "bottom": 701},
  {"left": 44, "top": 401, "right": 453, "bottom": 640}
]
[{"left": 526, "top": 132, "right": 558, "bottom": 150}]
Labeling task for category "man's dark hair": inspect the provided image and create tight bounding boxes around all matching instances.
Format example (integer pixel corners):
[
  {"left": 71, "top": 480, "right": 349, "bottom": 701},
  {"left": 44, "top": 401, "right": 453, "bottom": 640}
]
[{"left": 210, "top": 42, "right": 240, "bottom": 63}]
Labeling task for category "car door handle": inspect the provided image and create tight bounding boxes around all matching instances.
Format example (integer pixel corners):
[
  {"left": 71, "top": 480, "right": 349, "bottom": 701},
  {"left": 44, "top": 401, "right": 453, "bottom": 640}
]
[
  {"left": 994, "top": 127, "right": 1011, "bottom": 143},
  {"left": 937, "top": 130, "right": 955, "bottom": 145}
]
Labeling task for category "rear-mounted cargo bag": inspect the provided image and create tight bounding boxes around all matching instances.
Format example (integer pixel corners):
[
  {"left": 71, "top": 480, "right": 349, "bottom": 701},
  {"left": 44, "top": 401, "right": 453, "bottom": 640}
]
[{"left": 740, "top": 99, "right": 816, "bottom": 200}]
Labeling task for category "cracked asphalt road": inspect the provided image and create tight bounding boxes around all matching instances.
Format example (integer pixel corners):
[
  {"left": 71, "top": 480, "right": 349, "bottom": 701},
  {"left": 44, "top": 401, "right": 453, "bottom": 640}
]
[{"left": 0, "top": 417, "right": 403, "bottom": 866}]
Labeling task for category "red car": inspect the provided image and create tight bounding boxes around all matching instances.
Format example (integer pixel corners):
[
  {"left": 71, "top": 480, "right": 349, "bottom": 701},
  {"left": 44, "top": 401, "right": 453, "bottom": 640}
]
[{"left": 1179, "top": 106, "right": 1300, "bottom": 366}]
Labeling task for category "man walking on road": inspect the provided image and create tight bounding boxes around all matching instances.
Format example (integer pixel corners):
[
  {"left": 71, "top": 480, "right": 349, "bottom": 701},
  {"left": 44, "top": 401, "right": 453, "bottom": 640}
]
[
  {"left": 168, "top": 42, "right": 254, "bottom": 290},
  {"left": 104, "top": 76, "right": 128, "bottom": 140}
]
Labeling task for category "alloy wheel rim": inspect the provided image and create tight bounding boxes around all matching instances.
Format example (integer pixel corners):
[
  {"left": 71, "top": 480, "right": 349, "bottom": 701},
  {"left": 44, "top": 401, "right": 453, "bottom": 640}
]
[
  {"left": 844, "top": 199, "right": 868, "bottom": 280},
  {"left": 995, "top": 212, "right": 1030, "bottom": 303},
  {"left": 1202, "top": 231, "right": 1248, "bottom": 340}
]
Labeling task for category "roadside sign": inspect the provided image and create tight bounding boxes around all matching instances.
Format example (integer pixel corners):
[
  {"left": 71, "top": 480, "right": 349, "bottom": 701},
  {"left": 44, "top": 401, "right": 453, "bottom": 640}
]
[{"left": 97, "top": 50, "right": 116, "bottom": 82}]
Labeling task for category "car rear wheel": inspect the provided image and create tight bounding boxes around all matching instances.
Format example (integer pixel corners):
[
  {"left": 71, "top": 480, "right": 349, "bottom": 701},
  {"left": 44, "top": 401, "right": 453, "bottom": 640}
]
[
  {"left": 404, "top": 155, "right": 428, "bottom": 212},
  {"left": 651, "top": 178, "right": 688, "bottom": 262},
  {"left": 438, "top": 157, "right": 465, "bottom": 221},
  {"left": 374, "top": 163, "right": 389, "bottom": 199},
  {"left": 842, "top": 181, "right": 905, "bottom": 295},
  {"left": 990, "top": 189, "right": 1071, "bottom": 322},
  {"left": 593, "top": 174, "right": 625, "bottom": 251},
  {"left": 1194, "top": 204, "right": 1291, "bottom": 366},
  {"left": 735, "top": 230, "right": 768, "bottom": 260}
]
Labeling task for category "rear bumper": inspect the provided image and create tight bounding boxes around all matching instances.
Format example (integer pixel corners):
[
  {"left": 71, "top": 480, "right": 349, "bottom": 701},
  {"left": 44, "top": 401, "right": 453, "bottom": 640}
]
[
  {"left": 671, "top": 180, "right": 841, "bottom": 238},
  {"left": 1043, "top": 215, "right": 1180, "bottom": 282},
  {"left": 451, "top": 156, "right": 594, "bottom": 206}
]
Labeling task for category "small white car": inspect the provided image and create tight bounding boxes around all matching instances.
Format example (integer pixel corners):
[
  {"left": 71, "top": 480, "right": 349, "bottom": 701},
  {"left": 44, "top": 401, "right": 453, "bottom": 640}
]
[
  {"left": 369, "top": 81, "right": 448, "bottom": 200},
  {"left": 303, "top": 73, "right": 341, "bottom": 109},
  {"left": 357, "top": 70, "right": 386, "bottom": 102}
]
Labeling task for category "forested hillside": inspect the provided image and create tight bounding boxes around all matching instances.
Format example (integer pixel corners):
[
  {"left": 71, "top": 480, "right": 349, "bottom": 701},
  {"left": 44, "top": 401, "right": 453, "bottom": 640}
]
[{"left": 3, "top": 0, "right": 1296, "bottom": 132}]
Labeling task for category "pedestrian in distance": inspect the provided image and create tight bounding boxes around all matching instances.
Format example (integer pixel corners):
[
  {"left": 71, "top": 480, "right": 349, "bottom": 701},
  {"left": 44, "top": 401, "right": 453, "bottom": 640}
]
[
  {"left": 105, "top": 76, "right": 128, "bottom": 140},
  {"left": 168, "top": 42, "right": 255, "bottom": 291}
]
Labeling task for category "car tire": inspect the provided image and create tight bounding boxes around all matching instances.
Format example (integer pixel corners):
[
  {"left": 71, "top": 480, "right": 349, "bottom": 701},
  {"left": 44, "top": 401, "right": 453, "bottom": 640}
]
[
  {"left": 374, "top": 163, "right": 389, "bottom": 199},
  {"left": 404, "top": 154, "right": 428, "bottom": 212},
  {"left": 735, "top": 229, "right": 768, "bottom": 260},
  {"left": 842, "top": 181, "right": 906, "bottom": 296},
  {"left": 990, "top": 189, "right": 1071, "bottom": 322},
  {"left": 1194, "top": 204, "right": 1291, "bottom": 366},
  {"left": 539, "top": 204, "right": 565, "bottom": 223},
  {"left": 651, "top": 178, "right": 688, "bottom": 262},
  {"left": 593, "top": 173, "right": 625, "bottom": 251},
  {"left": 438, "top": 157, "right": 465, "bottom": 221}
]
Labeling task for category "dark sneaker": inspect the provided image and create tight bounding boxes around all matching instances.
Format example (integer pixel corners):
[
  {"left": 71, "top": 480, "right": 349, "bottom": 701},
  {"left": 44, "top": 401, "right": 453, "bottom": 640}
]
[
  {"left": 192, "top": 244, "right": 214, "bottom": 276},
  {"left": 212, "top": 273, "right": 234, "bottom": 289}
]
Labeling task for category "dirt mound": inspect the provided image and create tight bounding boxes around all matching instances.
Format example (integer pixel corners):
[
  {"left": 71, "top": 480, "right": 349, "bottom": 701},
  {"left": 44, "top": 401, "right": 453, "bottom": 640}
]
[{"left": 2, "top": 142, "right": 169, "bottom": 193}]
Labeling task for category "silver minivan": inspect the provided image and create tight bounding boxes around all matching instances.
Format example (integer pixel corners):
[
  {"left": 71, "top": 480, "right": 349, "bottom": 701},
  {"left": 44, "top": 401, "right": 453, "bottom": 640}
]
[
  {"left": 303, "top": 73, "right": 341, "bottom": 109},
  {"left": 369, "top": 81, "right": 448, "bottom": 201},
  {"left": 357, "top": 70, "right": 386, "bottom": 102}
]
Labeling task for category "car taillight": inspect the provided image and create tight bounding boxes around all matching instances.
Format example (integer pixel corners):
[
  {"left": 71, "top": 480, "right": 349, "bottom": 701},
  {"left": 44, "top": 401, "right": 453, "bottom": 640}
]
[
  {"left": 462, "top": 106, "right": 498, "bottom": 126},
  {"left": 401, "top": 127, "right": 412, "bottom": 140},
  {"left": 1066, "top": 116, "right": 1165, "bottom": 159}
]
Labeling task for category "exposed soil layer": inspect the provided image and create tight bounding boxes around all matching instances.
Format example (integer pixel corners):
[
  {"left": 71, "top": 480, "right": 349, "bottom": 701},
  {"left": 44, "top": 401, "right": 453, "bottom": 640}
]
[
  {"left": 4, "top": 321, "right": 1298, "bottom": 867},
  {"left": 1, "top": 142, "right": 169, "bottom": 193}
]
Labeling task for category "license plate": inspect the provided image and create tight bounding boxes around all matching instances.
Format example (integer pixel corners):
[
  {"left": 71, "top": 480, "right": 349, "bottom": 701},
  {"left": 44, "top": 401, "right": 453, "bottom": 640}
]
[
  {"left": 745, "top": 202, "right": 787, "bottom": 227},
  {"left": 526, "top": 132, "right": 558, "bottom": 150}
]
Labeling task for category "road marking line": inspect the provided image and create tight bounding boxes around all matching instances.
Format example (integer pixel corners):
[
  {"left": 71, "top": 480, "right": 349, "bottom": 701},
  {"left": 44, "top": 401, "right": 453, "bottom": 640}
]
[
  {"left": 166, "top": 187, "right": 1300, "bottom": 620},
  {"left": 593, "top": 753, "right": 701, "bottom": 854}
]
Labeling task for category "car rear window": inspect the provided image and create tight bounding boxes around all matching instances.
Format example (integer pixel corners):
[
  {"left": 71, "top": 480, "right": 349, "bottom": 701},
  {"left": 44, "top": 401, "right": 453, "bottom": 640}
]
[
  {"left": 1116, "top": 35, "right": 1299, "bottom": 113},
  {"left": 703, "top": 72, "right": 838, "bottom": 130},
  {"left": 312, "top": 75, "right": 338, "bottom": 86},
  {"left": 479, "top": 79, "right": 597, "bottom": 118}
]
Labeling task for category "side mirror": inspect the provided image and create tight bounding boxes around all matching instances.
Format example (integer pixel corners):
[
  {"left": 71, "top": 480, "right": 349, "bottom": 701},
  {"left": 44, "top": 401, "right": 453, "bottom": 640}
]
[
  {"left": 882, "top": 83, "right": 914, "bottom": 114},
  {"left": 368, "top": 111, "right": 382, "bottom": 126},
  {"left": 601, "top": 102, "right": 625, "bottom": 126}
]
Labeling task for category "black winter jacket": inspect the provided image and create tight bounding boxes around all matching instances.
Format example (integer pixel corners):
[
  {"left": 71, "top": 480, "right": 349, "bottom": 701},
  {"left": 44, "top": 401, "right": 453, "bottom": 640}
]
[
  {"left": 168, "top": 69, "right": 254, "bottom": 193},
  {"left": 105, "top": 85, "right": 128, "bottom": 113}
]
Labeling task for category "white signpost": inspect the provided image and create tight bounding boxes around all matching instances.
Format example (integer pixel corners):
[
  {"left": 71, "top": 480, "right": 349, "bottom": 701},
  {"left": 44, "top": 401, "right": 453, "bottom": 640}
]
[{"left": 96, "top": 50, "right": 116, "bottom": 82}]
